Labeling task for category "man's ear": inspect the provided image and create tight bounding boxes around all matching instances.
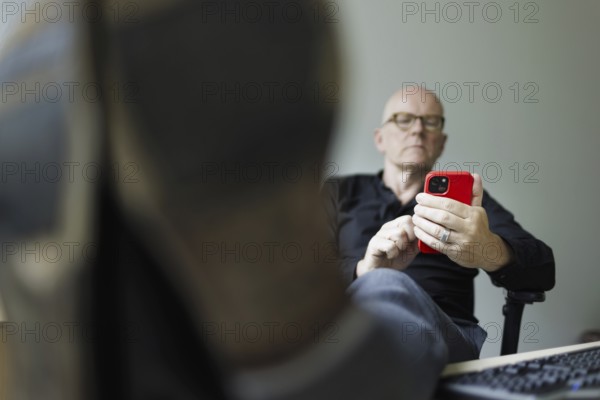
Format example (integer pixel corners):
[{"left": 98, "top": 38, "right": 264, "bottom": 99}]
[{"left": 374, "top": 128, "right": 385, "bottom": 154}]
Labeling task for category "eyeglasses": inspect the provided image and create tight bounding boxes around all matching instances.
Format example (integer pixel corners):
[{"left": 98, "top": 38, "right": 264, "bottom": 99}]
[{"left": 384, "top": 112, "right": 445, "bottom": 132}]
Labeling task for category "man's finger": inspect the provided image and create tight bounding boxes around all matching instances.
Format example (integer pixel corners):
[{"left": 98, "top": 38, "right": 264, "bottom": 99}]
[
  {"left": 414, "top": 226, "right": 440, "bottom": 251},
  {"left": 412, "top": 214, "right": 455, "bottom": 244},
  {"left": 471, "top": 173, "right": 483, "bottom": 207},
  {"left": 381, "top": 215, "right": 413, "bottom": 229},
  {"left": 384, "top": 226, "right": 416, "bottom": 244},
  {"left": 413, "top": 204, "right": 464, "bottom": 230},
  {"left": 369, "top": 236, "right": 400, "bottom": 260},
  {"left": 415, "top": 192, "right": 469, "bottom": 218},
  {"left": 414, "top": 226, "right": 447, "bottom": 255}
]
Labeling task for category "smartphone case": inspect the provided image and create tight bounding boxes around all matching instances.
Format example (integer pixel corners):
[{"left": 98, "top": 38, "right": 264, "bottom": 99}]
[{"left": 418, "top": 171, "right": 474, "bottom": 254}]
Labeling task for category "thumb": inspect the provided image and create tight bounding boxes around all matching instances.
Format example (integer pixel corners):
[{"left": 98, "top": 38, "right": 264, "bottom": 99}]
[{"left": 471, "top": 173, "right": 483, "bottom": 207}]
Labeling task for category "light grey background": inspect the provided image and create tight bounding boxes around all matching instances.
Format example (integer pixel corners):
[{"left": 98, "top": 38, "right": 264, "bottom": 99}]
[{"left": 328, "top": 0, "right": 600, "bottom": 358}]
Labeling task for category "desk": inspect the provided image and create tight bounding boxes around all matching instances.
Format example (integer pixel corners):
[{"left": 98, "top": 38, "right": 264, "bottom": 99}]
[
  {"left": 434, "top": 341, "right": 600, "bottom": 399},
  {"left": 442, "top": 341, "right": 600, "bottom": 377}
]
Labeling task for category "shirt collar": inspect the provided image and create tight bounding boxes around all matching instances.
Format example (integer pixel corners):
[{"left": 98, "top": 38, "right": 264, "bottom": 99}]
[
  {"left": 374, "top": 169, "right": 423, "bottom": 219},
  {"left": 375, "top": 169, "right": 425, "bottom": 200}
]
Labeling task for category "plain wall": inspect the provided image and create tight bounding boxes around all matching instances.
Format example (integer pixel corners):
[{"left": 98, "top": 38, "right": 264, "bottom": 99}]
[{"left": 328, "top": 0, "right": 600, "bottom": 358}]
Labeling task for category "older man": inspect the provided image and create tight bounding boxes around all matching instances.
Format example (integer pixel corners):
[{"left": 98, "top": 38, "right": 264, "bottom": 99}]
[{"left": 325, "top": 87, "right": 555, "bottom": 361}]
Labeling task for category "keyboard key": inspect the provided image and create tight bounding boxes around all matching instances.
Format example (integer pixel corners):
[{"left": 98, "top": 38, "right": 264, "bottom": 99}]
[{"left": 438, "top": 344, "right": 600, "bottom": 400}]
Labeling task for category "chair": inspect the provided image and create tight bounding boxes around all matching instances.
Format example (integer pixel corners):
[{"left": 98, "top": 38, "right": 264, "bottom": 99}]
[{"left": 500, "top": 290, "right": 546, "bottom": 355}]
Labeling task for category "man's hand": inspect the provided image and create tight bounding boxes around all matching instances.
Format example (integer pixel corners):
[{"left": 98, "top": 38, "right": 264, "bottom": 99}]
[
  {"left": 412, "top": 173, "right": 513, "bottom": 272},
  {"left": 356, "top": 215, "right": 419, "bottom": 277}
]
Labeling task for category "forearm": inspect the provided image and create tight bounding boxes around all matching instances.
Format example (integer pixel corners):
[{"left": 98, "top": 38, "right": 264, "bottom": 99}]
[
  {"left": 482, "top": 191, "right": 556, "bottom": 291},
  {"left": 479, "top": 234, "right": 515, "bottom": 273},
  {"left": 486, "top": 235, "right": 555, "bottom": 290}
]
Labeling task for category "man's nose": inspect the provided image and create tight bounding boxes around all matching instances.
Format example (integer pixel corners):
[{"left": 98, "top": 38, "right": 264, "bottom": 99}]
[{"left": 408, "top": 117, "right": 424, "bottom": 136}]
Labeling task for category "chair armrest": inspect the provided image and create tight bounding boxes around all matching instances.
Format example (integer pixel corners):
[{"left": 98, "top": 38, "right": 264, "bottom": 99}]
[{"left": 505, "top": 290, "right": 546, "bottom": 304}]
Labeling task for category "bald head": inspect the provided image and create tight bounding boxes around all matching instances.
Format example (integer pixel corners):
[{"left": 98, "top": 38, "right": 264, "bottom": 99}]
[
  {"left": 381, "top": 87, "right": 444, "bottom": 124},
  {"left": 374, "top": 86, "right": 447, "bottom": 175}
]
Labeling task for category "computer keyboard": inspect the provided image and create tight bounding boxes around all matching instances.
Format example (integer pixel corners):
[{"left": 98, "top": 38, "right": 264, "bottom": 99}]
[{"left": 437, "top": 344, "right": 600, "bottom": 399}]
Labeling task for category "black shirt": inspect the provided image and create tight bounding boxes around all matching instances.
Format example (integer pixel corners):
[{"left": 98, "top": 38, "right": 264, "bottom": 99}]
[{"left": 324, "top": 171, "right": 555, "bottom": 324}]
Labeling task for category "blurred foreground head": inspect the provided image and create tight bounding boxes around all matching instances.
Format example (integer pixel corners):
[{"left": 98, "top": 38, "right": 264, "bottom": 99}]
[
  {"left": 1, "top": 0, "right": 344, "bottom": 399},
  {"left": 105, "top": 0, "right": 339, "bottom": 220},
  {"left": 102, "top": 0, "right": 345, "bottom": 363}
]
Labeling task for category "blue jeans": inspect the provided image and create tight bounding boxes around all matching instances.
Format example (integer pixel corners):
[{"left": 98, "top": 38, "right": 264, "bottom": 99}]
[{"left": 348, "top": 268, "right": 487, "bottom": 363}]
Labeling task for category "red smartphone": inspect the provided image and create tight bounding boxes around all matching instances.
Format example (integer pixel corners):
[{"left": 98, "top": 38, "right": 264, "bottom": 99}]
[{"left": 418, "top": 171, "right": 474, "bottom": 254}]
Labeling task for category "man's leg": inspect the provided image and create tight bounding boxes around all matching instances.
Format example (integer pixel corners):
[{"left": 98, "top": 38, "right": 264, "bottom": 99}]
[{"left": 348, "top": 268, "right": 486, "bottom": 363}]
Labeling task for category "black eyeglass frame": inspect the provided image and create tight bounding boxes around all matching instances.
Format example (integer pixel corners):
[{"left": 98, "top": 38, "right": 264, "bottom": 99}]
[{"left": 384, "top": 112, "right": 445, "bottom": 132}]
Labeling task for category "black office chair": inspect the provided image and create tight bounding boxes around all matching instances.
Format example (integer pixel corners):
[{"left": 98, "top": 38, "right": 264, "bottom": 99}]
[{"left": 500, "top": 290, "right": 546, "bottom": 355}]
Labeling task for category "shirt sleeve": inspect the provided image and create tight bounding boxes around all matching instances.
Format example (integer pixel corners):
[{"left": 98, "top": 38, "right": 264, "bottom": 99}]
[{"left": 482, "top": 190, "right": 555, "bottom": 291}]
